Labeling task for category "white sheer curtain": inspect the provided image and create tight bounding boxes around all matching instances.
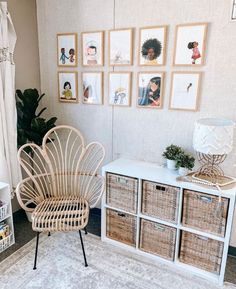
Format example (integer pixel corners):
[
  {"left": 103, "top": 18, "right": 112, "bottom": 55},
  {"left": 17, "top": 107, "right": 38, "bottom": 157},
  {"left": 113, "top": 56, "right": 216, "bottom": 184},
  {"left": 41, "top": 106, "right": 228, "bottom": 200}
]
[{"left": 0, "top": 2, "right": 21, "bottom": 193}]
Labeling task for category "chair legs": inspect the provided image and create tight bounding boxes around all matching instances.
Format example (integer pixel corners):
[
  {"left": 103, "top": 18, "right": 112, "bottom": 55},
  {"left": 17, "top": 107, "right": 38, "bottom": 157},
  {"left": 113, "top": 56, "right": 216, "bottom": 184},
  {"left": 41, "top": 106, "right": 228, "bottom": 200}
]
[
  {"left": 79, "top": 230, "right": 88, "bottom": 267},
  {"left": 84, "top": 226, "right": 88, "bottom": 235},
  {"left": 33, "top": 232, "right": 40, "bottom": 270},
  {"left": 48, "top": 232, "right": 51, "bottom": 236}
]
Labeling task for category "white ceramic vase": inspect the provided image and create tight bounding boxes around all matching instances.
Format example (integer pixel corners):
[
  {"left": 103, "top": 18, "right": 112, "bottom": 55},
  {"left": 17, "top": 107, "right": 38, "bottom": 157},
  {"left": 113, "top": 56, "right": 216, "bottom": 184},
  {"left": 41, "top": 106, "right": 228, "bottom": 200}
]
[
  {"left": 166, "top": 159, "right": 177, "bottom": 170},
  {"left": 178, "top": 167, "right": 189, "bottom": 176}
]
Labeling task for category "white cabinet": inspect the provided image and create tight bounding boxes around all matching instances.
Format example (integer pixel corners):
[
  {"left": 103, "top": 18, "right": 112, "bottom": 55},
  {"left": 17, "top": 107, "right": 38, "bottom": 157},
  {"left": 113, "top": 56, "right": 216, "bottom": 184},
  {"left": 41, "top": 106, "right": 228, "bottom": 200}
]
[
  {"left": 0, "top": 182, "right": 15, "bottom": 253},
  {"left": 101, "top": 158, "right": 236, "bottom": 285}
]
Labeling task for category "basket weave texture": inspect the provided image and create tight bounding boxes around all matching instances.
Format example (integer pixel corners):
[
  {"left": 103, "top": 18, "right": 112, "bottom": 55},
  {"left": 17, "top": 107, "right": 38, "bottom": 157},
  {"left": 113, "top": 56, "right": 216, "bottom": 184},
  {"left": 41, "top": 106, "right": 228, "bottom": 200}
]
[
  {"left": 142, "top": 181, "right": 180, "bottom": 223},
  {"left": 182, "top": 190, "right": 229, "bottom": 237},
  {"left": 106, "top": 208, "right": 136, "bottom": 246},
  {"left": 179, "top": 231, "right": 223, "bottom": 274},
  {"left": 106, "top": 173, "right": 138, "bottom": 213},
  {"left": 139, "top": 219, "right": 176, "bottom": 260}
]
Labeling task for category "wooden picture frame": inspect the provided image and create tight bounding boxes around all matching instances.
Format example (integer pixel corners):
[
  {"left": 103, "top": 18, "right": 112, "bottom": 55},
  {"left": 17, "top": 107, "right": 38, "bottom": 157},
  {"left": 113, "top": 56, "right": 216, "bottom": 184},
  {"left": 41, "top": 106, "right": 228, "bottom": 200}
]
[
  {"left": 81, "top": 31, "right": 104, "bottom": 66},
  {"left": 173, "top": 23, "right": 208, "bottom": 66},
  {"left": 58, "top": 71, "right": 78, "bottom": 103},
  {"left": 137, "top": 72, "right": 165, "bottom": 109},
  {"left": 230, "top": 0, "right": 236, "bottom": 21},
  {"left": 108, "top": 72, "right": 132, "bottom": 106},
  {"left": 82, "top": 72, "right": 103, "bottom": 105},
  {"left": 109, "top": 28, "right": 133, "bottom": 66},
  {"left": 139, "top": 26, "right": 167, "bottom": 66},
  {"left": 169, "top": 71, "right": 202, "bottom": 111},
  {"left": 57, "top": 33, "right": 78, "bottom": 67}
]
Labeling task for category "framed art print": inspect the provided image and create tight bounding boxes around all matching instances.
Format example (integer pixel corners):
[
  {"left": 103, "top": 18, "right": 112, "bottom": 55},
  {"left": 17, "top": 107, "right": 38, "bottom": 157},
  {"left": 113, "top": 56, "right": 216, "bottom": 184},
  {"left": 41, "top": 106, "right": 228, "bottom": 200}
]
[
  {"left": 109, "top": 28, "right": 133, "bottom": 66},
  {"left": 169, "top": 72, "right": 202, "bottom": 111},
  {"left": 58, "top": 71, "right": 78, "bottom": 103},
  {"left": 82, "top": 72, "right": 103, "bottom": 104},
  {"left": 108, "top": 72, "right": 132, "bottom": 106},
  {"left": 57, "top": 33, "right": 77, "bottom": 67},
  {"left": 173, "top": 23, "right": 207, "bottom": 66},
  {"left": 139, "top": 26, "right": 167, "bottom": 66},
  {"left": 137, "top": 72, "right": 164, "bottom": 108},
  {"left": 82, "top": 31, "right": 104, "bottom": 66}
]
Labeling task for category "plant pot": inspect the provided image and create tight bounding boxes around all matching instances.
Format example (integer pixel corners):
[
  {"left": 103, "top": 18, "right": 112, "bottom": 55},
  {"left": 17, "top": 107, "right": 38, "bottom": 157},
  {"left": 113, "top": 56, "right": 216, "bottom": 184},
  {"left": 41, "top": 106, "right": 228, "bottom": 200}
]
[
  {"left": 166, "top": 159, "right": 177, "bottom": 170},
  {"left": 25, "top": 202, "right": 36, "bottom": 222},
  {"left": 178, "top": 167, "right": 189, "bottom": 176}
]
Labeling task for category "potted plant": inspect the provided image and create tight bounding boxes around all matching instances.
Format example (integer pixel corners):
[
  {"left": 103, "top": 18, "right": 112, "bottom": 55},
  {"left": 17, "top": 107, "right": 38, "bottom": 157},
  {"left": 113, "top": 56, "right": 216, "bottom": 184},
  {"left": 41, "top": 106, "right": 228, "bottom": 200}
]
[
  {"left": 175, "top": 152, "right": 195, "bottom": 176},
  {"left": 162, "top": 144, "right": 183, "bottom": 170},
  {"left": 16, "top": 88, "right": 57, "bottom": 221}
]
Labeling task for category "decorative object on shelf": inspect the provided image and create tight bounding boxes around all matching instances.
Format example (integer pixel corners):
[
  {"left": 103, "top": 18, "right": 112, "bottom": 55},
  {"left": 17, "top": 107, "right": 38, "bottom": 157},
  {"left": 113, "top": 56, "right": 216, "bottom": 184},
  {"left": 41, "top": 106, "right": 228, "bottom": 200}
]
[
  {"left": 231, "top": 0, "right": 236, "bottom": 21},
  {"left": 175, "top": 152, "right": 195, "bottom": 176},
  {"left": 137, "top": 72, "right": 164, "bottom": 108},
  {"left": 169, "top": 72, "right": 202, "bottom": 111},
  {"left": 57, "top": 33, "right": 77, "bottom": 67},
  {"left": 109, "top": 28, "right": 133, "bottom": 66},
  {"left": 108, "top": 72, "right": 132, "bottom": 106},
  {"left": 162, "top": 144, "right": 183, "bottom": 170},
  {"left": 82, "top": 31, "right": 104, "bottom": 66},
  {"left": 173, "top": 23, "right": 207, "bottom": 66},
  {"left": 82, "top": 72, "right": 103, "bottom": 105},
  {"left": 58, "top": 71, "right": 78, "bottom": 102},
  {"left": 192, "top": 118, "right": 235, "bottom": 186},
  {"left": 139, "top": 26, "right": 167, "bottom": 66}
]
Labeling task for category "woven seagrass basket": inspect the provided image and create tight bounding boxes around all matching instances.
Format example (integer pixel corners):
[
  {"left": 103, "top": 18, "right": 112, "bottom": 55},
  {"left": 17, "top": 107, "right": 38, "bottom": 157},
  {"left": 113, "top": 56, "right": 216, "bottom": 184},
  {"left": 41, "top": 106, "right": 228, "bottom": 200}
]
[
  {"left": 106, "top": 173, "right": 138, "bottom": 213},
  {"left": 142, "top": 181, "right": 180, "bottom": 223},
  {"left": 139, "top": 219, "right": 176, "bottom": 260},
  {"left": 106, "top": 208, "right": 136, "bottom": 246}
]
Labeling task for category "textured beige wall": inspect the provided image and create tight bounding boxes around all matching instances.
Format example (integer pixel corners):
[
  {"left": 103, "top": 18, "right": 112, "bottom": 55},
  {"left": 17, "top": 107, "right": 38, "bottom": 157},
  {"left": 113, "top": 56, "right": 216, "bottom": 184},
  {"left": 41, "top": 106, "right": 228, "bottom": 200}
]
[
  {"left": 36, "top": 0, "right": 236, "bottom": 244},
  {"left": 6, "top": 0, "right": 40, "bottom": 211}
]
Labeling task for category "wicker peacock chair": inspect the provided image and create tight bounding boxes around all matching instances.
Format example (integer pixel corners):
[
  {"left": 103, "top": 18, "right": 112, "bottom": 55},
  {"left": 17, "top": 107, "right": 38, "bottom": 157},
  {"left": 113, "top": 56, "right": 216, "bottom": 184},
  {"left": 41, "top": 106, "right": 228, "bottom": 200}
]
[{"left": 16, "top": 125, "right": 105, "bottom": 269}]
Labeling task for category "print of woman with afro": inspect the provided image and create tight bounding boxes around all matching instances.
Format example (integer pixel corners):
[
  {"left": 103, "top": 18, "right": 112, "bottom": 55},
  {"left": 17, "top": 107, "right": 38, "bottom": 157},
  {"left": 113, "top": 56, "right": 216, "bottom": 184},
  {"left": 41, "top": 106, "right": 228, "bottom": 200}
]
[{"left": 141, "top": 38, "right": 162, "bottom": 64}]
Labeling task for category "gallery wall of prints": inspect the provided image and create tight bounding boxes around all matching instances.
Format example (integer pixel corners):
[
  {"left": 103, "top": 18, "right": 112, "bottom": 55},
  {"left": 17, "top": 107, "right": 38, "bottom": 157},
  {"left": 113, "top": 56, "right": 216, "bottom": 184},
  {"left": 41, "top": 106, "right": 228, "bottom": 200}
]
[{"left": 37, "top": 0, "right": 236, "bottom": 244}]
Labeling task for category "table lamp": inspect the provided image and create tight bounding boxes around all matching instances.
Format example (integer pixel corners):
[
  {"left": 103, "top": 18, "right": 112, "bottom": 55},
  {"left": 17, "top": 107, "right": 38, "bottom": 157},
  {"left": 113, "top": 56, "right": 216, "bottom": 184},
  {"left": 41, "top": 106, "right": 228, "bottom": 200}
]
[{"left": 193, "top": 118, "right": 235, "bottom": 186}]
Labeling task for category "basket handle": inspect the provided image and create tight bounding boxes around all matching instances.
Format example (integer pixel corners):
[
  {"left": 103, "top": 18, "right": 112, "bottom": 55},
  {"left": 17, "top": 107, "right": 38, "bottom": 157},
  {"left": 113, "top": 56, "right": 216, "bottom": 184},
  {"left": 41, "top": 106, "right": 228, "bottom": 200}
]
[
  {"left": 199, "top": 195, "right": 212, "bottom": 203},
  {"left": 196, "top": 235, "right": 208, "bottom": 241},
  {"left": 117, "top": 177, "right": 128, "bottom": 184},
  {"left": 154, "top": 224, "right": 165, "bottom": 231},
  {"left": 156, "top": 185, "right": 166, "bottom": 191},
  {"left": 117, "top": 212, "right": 126, "bottom": 217}
]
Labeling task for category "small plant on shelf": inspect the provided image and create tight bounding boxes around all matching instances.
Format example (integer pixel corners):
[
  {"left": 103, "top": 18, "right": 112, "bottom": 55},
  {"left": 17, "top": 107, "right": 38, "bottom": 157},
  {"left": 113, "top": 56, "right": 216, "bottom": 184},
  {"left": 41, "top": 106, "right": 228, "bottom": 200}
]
[
  {"left": 162, "top": 144, "right": 183, "bottom": 170},
  {"left": 175, "top": 152, "right": 195, "bottom": 176}
]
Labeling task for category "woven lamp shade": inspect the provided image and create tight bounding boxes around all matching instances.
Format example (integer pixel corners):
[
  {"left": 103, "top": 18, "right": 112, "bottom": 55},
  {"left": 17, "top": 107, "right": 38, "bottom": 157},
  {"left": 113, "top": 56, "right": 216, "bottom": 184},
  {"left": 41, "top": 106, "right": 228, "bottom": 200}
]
[{"left": 193, "top": 118, "right": 235, "bottom": 155}]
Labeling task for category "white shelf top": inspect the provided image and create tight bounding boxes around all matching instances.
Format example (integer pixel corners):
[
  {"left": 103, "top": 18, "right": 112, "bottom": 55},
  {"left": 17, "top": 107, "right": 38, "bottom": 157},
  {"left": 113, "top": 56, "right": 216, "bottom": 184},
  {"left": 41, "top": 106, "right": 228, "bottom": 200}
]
[{"left": 102, "top": 158, "right": 236, "bottom": 198}]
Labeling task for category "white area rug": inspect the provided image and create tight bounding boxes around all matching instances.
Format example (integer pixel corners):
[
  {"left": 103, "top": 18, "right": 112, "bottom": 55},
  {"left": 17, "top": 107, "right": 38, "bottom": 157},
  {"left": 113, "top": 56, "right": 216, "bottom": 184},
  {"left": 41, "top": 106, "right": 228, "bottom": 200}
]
[{"left": 0, "top": 232, "right": 236, "bottom": 289}]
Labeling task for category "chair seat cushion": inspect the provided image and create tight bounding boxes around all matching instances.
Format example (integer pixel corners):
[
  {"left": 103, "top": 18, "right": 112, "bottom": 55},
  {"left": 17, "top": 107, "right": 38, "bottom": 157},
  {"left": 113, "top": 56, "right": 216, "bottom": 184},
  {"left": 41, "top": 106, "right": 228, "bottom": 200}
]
[{"left": 32, "top": 197, "right": 89, "bottom": 232}]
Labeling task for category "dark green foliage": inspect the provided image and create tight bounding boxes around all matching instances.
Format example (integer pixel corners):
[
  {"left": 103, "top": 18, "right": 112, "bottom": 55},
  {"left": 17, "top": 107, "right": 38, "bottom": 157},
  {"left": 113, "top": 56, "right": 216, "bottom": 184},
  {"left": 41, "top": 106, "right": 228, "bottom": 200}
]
[
  {"left": 16, "top": 88, "right": 57, "bottom": 148},
  {"left": 162, "top": 144, "right": 183, "bottom": 161},
  {"left": 175, "top": 152, "right": 195, "bottom": 170}
]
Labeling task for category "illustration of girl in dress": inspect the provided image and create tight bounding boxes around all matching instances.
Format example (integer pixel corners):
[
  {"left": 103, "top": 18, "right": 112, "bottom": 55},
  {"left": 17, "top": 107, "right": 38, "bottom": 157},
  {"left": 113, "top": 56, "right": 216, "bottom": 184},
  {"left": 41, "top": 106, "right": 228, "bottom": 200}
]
[
  {"left": 139, "top": 76, "right": 161, "bottom": 107},
  {"left": 188, "top": 41, "right": 201, "bottom": 64},
  {"left": 69, "top": 48, "right": 75, "bottom": 63},
  {"left": 62, "top": 81, "right": 72, "bottom": 100},
  {"left": 141, "top": 38, "right": 162, "bottom": 64},
  {"left": 60, "top": 48, "right": 69, "bottom": 64}
]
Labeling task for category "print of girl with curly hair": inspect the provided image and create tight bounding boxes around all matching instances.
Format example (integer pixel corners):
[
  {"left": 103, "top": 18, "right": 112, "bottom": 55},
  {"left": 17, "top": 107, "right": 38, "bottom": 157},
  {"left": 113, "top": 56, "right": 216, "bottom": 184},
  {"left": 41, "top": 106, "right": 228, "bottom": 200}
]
[{"left": 141, "top": 38, "right": 162, "bottom": 64}]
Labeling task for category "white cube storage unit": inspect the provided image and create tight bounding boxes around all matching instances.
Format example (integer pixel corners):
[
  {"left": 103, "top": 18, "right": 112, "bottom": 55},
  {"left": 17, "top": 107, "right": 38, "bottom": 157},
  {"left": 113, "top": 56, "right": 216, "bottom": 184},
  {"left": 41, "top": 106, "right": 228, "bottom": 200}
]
[
  {"left": 101, "top": 158, "right": 236, "bottom": 285},
  {"left": 0, "top": 182, "right": 15, "bottom": 253}
]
